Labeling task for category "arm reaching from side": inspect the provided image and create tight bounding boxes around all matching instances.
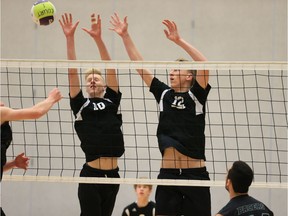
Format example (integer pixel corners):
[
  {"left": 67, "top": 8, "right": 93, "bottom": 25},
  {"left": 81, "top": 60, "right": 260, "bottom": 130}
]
[
  {"left": 0, "top": 88, "right": 62, "bottom": 123},
  {"left": 3, "top": 153, "right": 30, "bottom": 172}
]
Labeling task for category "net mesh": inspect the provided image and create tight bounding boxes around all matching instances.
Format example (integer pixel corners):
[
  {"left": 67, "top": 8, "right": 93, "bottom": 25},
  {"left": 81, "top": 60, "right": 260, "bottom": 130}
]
[{"left": 1, "top": 59, "right": 287, "bottom": 188}]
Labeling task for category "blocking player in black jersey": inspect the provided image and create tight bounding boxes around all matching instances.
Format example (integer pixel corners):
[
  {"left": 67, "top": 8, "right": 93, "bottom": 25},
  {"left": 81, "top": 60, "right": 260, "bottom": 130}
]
[
  {"left": 216, "top": 161, "right": 274, "bottom": 216},
  {"left": 110, "top": 13, "right": 211, "bottom": 216},
  {"left": 0, "top": 88, "right": 62, "bottom": 216},
  {"left": 59, "top": 13, "right": 125, "bottom": 216},
  {"left": 122, "top": 184, "right": 156, "bottom": 216}
]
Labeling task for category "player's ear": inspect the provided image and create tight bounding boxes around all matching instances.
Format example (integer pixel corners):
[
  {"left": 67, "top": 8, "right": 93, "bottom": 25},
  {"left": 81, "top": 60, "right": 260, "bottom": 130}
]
[
  {"left": 225, "top": 179, "right": 231, "bottom": 192},
  {"left": 186, "top": 74, "right": 192, "bottom": 79}
]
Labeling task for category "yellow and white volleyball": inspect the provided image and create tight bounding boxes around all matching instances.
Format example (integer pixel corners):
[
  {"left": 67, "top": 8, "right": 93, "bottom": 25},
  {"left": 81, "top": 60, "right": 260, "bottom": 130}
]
[{"left": 31, "top": 0, "right": 56, "bottom": 26}]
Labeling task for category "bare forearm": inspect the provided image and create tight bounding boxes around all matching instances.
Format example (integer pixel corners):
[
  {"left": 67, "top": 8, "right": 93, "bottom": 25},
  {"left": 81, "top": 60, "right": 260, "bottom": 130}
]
[
  {"left": 121, "top": 33, "right": 153, "bottom": 87},
  {"left": 66, "top": 36, "right": 77, "bottom": 60},
  {"left": 30, "top": 98, "right": 57, "bottom": 119},
  {"left": 65, "top": 36, "right": 80, "bottom": 96},
  {"left": 66, "top": 36, "right": 78, "bottom": 76},
  {"left": 175, "top": 38, "right": 207, "bottom": 61},
  {"left": 3, "top": 160, "right": 16, "bottom": 172},
  {"left": 121, "top": 33, "right": 144, "bottom": 61},
  {"left": 94, "top": 37, "right": 119, "bottom": 91},
  {"left": 1, "top": 100, "right": 55, "bottom": 121},
  {"left": 94, "top": 38, "right": 111, "bottom": 60},
  {"left": 175, "top": 38, "right": 209, "bottom": 88}
]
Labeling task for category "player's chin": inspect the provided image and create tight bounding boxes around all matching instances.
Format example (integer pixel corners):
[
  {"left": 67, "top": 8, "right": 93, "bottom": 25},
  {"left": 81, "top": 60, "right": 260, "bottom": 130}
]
[
  {"left": 170, "top": 82, "right": 176, "bottom": 89},
  {"left": 88, "top": 90, "right": 97, "bottom": 97}
]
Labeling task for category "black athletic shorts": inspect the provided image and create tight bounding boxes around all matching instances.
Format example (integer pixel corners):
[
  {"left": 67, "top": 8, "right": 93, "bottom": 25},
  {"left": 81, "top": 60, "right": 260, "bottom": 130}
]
[
  {"left": 78, "top": 163, "right": 120, "bottom": 216},
  {"left": 156, "top": 167, "right": 211, "bottom": 216}
]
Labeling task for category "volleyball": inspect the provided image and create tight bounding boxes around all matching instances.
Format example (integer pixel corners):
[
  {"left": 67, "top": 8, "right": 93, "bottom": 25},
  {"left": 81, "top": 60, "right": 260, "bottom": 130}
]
[{"left": 31, "top": 0, "right": 56, "bottom": 26}]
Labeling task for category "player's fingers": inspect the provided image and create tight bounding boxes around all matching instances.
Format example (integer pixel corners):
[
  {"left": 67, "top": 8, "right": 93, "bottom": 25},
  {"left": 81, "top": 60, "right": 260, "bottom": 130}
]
[
  {"left": 162, "top": 21, "right": 169, "bottom": 28},
  {"left": 69, "top": 13, "right": 73, "bottom": 23},
  {"left": 124, "top": 16, "right": 128, "bottom": 24},
  {"left": 164, "top": 29, "right": 169, "bottom": 38},
  {"left": 74, "top": 21, "right": 80, "bottom": 29},
  {"left": 114, "top": 12, "right": 120, "bottom": 22},
  {"left": 82, "top": 28, "right": 90, "bottom": 34},
  {"left": 110, "top": 15, "right": 117, "bottom": 24},
  {"left": 172, "top": 21, "right": 177, "bottom": 30},
  {"left": 97, "top": 15, "right": 101, "bottom": 24}
]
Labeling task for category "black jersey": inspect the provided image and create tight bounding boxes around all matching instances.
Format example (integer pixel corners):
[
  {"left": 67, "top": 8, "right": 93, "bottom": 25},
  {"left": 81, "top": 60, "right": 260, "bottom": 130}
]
[
  {"left": 122, "top": 201, "right": 156, "bottom": 216},
  {"left": 217, "top": 194, "right": 274, "bottom": 216},
  {"left": 150, "top": 77, "right": 211, "bottom": 160},
  {"left": 1, "top": 122, "right": 12, "bottom": 180},
  {"left": 70, "top": 87, "right": 124, "bottom": 162}
]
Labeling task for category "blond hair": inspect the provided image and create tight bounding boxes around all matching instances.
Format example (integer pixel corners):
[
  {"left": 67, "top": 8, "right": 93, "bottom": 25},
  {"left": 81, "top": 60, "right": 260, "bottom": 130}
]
[{"left": 84, "top": 68, "right": 103, "bottom": 81}]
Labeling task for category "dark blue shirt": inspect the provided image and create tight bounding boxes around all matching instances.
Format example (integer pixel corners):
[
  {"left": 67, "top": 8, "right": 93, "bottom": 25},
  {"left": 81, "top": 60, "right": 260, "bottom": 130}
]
[{"left": 218, "top": 194, "right": 274, "bottom": 216}]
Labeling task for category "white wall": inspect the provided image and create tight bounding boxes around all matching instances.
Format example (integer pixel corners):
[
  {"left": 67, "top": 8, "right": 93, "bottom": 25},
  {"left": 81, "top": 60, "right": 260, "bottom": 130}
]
[
  {"left": 1, "top": 0, "right": 287, "bottom": 215},
  {"left": 1, "top": 0, "right": 287, "bottom": 61}
]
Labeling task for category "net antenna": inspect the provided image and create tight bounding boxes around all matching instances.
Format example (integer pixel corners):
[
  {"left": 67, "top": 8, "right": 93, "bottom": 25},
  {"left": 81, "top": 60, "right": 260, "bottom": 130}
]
[{"left": 1, "top": 59, "right": 287, "bottom": 189}]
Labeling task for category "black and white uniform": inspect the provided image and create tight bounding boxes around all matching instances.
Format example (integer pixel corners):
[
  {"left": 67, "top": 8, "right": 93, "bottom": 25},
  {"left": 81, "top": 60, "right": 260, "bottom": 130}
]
[
  {"left": 122, "top": 201, "right": 156, "bottom": 216},
  {"left": 1, "top": 122, "right": 12, "bottom": 181},
  {"left": 217, "top": 194, "right": 274, "bottom": 216},
  {"left": 1, "top": 122, "right": 12, "bottom": 216},
  {"left": 70, "top": 87, "right": 124, "bottom": 216},
  {"left": 150, "top": 77, "right": 211, "bottom": 216}
]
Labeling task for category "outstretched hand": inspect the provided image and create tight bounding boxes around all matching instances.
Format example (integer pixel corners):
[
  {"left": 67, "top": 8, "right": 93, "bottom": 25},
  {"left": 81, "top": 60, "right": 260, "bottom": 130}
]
[
  {"left": 109, "top": 13, "right": 128, "bottom": 37},
  {"left": 162, "top": 20, "right": 180, "bottom": 43},
  {"left": 59, "top": 13, "right": 79, "bottom": 37},
  {"left": 82, "top": 13, "right": 102, "bottom": 40},
  {"left": 14, "top": 153, "right": 30, "bottom": 170}
]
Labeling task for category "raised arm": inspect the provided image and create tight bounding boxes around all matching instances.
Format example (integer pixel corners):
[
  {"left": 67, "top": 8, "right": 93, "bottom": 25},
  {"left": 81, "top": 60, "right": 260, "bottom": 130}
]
[
  {"left": 0, "top": 88, "right": 62, "bottom": 123},
  {"left": 82, "top": 14, "right": 118, "bottom": 92},
  {"left": 163, "top": 20, "right": 209, "bottom": 89},
  {"left": 109, "top": 13, "right": 154, "bottom": 87},
  {"left": 59, "top": 13, "right": 81, "bottom": 98}
]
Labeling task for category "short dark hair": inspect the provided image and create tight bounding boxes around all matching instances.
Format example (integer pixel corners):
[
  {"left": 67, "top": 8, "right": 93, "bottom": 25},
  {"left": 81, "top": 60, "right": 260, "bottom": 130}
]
[{"left": 227, "top": 161, "right": 254, "bottom": 193}]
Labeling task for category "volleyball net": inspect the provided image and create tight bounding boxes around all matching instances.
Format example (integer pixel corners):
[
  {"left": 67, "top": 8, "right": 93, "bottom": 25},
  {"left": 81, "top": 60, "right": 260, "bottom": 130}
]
[{"left": 1, "top": 59, "right": 287, "bottom": 188}]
